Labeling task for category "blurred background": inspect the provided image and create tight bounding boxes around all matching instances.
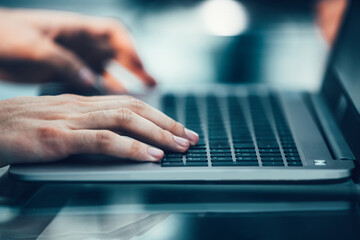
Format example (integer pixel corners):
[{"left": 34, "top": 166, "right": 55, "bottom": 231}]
[{"left": 0, "top": 0, "right": 335, "bottom": 99}]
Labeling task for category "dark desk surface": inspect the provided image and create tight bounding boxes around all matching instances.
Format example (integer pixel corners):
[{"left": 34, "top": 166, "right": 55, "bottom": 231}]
[{"left": 1, "top": 169, "right": 360, "bottom": 239}]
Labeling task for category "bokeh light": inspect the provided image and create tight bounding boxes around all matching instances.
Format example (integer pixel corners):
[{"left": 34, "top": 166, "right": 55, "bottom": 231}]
[{"left": 200, "top": 0, "right": 248, "bottom": 36}]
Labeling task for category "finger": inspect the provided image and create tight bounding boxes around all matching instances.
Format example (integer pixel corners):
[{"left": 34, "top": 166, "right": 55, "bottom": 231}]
[
  {"left": 102, "top": 71, "right": 127, "bottom": 93},
  {"left": 56, "top": 35, "right": 115, "bottom": 74},
  {"left": 47, "top": 94, "right": 199, "bottom": 145},
  {"left": 106, "top": 22, "right": 157, "bottom": 86},
  {"left": 45, "top": 41, "right": 97, "bottom": 87},
  {"left": 66, "top": 96, "right": 199, "bottom": 145},
  {"left": 66, "top": 130, "right": 164, "bottom": 161},
  {"left": 115, "top": 51, "right": 157, "bottom": 87},
  {"left": 124, "top": 98, "right": 199, "bottom": 145},
  {"left": 70, "top": 109, "right": 190, "bottom": 152}
]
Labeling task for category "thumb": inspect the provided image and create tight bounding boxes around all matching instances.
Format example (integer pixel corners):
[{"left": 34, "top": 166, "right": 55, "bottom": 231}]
[{"left": 46, "top": 42, "right": 96, "bottom": 87}]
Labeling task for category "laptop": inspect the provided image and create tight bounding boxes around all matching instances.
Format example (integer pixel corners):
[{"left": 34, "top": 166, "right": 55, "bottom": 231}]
[{"left": 9, "top": 0, "right": 359, "bottom": 182}]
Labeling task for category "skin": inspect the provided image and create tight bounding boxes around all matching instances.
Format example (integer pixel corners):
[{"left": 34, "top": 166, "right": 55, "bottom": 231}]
[
  {"left": 0, "top": 9, "right": 199, "bottom": 167},
  {"left": 317, "top": 0, "right": 347, "bottom": 45},
  {"left": 0, "top": 8, "right": 156, "bottom": 92},
  {"left": 0, "top": 94, "right": 199, "bottom": 167}
]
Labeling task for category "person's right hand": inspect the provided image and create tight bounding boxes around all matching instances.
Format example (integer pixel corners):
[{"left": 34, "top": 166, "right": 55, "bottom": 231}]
[
  {"left": 0, "top": 8, "right": 155, "bottom": 92},
  {"left": 0, "top": 94, "right": 199, "bottom": 167}
]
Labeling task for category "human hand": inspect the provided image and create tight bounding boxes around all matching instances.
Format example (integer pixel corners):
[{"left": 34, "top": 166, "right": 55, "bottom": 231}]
[
  {"left": 0, "top": 8, "right": 155, "bottom": 92},
  {"left": 317, "top": 0, "right": 347, "bottom": 45},
  {"left": 0, "top": 94, "right": 198, "bottom": 167}
]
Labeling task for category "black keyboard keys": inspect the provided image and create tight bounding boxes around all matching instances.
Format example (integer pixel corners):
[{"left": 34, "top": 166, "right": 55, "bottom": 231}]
[
  {"left": 161, "top": 94, "right": 301, "bottom": 168},
  {"left": 227, "top": 96, "right": 259, "bottom": 166},
  {"left": 249, "top": 96, "right": 283, "bottom": 167},
  {"left": 270, "top": 95, "right": 302, "bottom": 167}
]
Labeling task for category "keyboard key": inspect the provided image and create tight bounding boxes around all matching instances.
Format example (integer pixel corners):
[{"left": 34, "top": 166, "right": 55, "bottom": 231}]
[
  {"left": 187, "top": 153, "right": 208, "bottom": 157},
  {"left": 260, "top": 153, "right": 282, "bottom": 157},
  {"left": 191, "top": 145, "right": 207, "bottom": 150},
  {"left": 211, "top": 156, "right": 233, "bottom": 162},
  {"left": 236, "top": 156, "right": 258, "bottom": 161},
  {"left": 164, "top": 155, "right": 182, "bottom": 159},
  {"left": 233, "top": 143, "right": 254, "bottom": 149},
  {"left": 234, "top": 161, "right": 259, "bottom": 166},
  {"left": 259, "top": 149, "right": 280, "bottom": 153},
  {"left": 187, "top": 149, "right": 207, "bottom": 153},
  {"left": 262, "top": 162, "right": 284, "bottom": 166},
  {"left": 185, "top": 162, "right": 208, "bottom": 167},
  {"left": 257, "top": 143, "right": 279, "bottom": 148},
  {"left": 261, "top": 157, "right": 283, "bottom": 162},
  {"left": 210, "top": 152, "right": 232, "bottom": 157},
  {"left": 285, "top": 152, "right": 300, "bottom": 157},
  {"left": 209, "top": 136, "right": 229, "bottom": 141},
  {"left": 163, "top": 158, "right": 183, "bottom": 162},
  {"left": 287, "top": 161, "right": 303, "bottom": 166},
  {"left": 210, "top": 148, "right": 231, "bottom": 153},
  {"left": 166, "top": 152, "right": 183, "bottom": 157},
  {"left": 282, "top": 144, "right": 297, "bottom": 149},
  {"left": 283, "top": 149, "right": 298, "bottom": 153},
  {"left": 234, "top": 149, "right": 256, "bottom": 153},
  {"left": 286, "top": 157, "right": 301, "bottom": 161},
  {"left": 232, "top": 140, "right": 253, "bottom": 143},
  {"left": 161, "top": 162, "right": 185, "bottom": 167},
  {"left": 209, "top": 143, "right": 230, "bottom": 148},
  {"left": 186, "top": 157, "right": 208, "bottom": 162},
  {"left": 212, "top": 161, "right": 259, "bottom": 166},
  {"left": 235, "top": 152, "right": 257, "bottom": 157}
]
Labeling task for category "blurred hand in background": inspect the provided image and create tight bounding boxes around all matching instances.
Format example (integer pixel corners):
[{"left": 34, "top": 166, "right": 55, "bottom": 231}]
[
  {"left": 317, "top": 0, "right": 347, "bottom": 45},
  {"left": 0, "top": 8, "right": 156, "bottom": 92}
]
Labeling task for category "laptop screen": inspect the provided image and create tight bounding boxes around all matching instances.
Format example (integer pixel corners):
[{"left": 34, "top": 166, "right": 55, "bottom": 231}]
[{"left": 321, "top": 0, "right": 360, "bottom": 160}]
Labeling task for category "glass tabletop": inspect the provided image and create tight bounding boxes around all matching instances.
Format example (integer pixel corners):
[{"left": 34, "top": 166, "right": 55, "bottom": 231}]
[{"left": 1, "top": 174, "right": 360, "bottom": 239}]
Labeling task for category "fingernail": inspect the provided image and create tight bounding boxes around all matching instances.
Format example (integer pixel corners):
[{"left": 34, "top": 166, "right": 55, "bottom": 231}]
[
  {"left": 173, "top": 136, "right": 189, "bottom": 148},
  {"left": 185, "top": 128, "right": 199, "bottom": 145},
  {"left": 147, "top": 147, "right": 164, "bottom": 161},
  {"left": 79, "top": 67, "right": 96, "bottom": 86}
]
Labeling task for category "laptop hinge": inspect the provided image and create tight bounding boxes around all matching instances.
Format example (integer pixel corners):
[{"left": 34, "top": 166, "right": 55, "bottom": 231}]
[{"left": 305, "top": 93, "right": 355, "bottom": 161}]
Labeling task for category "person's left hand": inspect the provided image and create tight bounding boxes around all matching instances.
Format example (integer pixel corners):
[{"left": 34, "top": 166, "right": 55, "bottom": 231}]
[{"left": 0, "top": 8, "right": 155, "bottom": 92}]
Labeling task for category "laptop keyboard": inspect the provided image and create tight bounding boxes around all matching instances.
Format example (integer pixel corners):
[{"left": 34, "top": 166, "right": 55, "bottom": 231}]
[{"left": 161, "top": 94, "right": 302, "bottom": 167}]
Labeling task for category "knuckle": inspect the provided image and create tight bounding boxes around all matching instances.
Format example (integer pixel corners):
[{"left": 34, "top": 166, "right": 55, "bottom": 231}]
[
  {"left": 95, "top": 130, "right": 113, "bottom": 151},
  {"left": 127, "top": 98, "right": 145, "bottom": 112},
  {"left": 36, "top": 126, "right": 67, "bottom": 158},
  {"left": 128, "top": 140, "right": 142, "bottom": 157},
  {"left": 160, "top": 129, "right": 174, "bottom": 143},
  {"left": 31, "top": 39, "right": 53, "bottom": 61},
  {"left": 120, "top": 95, "right": 134, "bottom": 100},
  {"left": 37, "top": 126, "right": 62, "bottom": 139},
  {"left": 87, "top": 110, "right": 106, "bottom": 122},
  {"left": 44, "top": 113, "right": 68, "bottom": 121},
  {"left": 51, "top": 95, "right": 81, "bottom": 106},
  {"left": 60, "top": 94, "right": 85, "bottom": 102},
  {"left": 169, "top": 119, "right": 185, "bottom": 134},
  {"left": 60, "top": 94, "right": 77, "bottom": 99},
  {"left": 116, "top": 108, "right": 134, "bottom": 124}
]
